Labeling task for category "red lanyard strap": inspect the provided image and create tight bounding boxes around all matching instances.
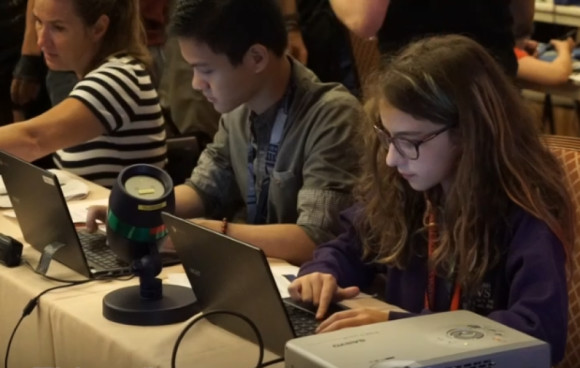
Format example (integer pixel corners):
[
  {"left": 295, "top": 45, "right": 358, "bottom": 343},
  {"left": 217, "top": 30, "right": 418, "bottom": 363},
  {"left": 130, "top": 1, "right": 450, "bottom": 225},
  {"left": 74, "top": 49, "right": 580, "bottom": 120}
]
[{"left": 424, "top": 208, "right": 461, "bottom": 311}]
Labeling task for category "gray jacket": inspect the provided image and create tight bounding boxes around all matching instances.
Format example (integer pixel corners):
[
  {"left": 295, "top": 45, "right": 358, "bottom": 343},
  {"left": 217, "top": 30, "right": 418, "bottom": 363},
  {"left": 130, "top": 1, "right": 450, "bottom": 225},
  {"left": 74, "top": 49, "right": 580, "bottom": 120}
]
[{"left": 187, "top": 59, "right": 361, "bottom": 245}]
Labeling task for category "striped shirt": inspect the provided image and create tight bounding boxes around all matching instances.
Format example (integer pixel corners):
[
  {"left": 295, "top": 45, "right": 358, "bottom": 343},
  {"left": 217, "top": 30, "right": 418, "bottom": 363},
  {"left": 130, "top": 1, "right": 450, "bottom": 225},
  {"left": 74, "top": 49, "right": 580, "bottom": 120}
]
[{"left": 54, "top": 55, "right": 167, "bottom": 187}]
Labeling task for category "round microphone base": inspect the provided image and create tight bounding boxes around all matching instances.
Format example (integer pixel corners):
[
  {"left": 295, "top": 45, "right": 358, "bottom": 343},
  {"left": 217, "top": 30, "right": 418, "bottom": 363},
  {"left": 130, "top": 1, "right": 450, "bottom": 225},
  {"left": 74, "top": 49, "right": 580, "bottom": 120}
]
[{"left": 103, "top": 284, "right": 198, "bottom": 325}]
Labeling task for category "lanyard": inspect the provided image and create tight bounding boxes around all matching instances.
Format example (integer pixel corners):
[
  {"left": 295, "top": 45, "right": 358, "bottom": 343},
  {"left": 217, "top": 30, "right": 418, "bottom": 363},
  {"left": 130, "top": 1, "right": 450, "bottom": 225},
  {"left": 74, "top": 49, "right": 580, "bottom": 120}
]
[
  {"left": 424, "top": 209, "right": 461, "bottom": 311},
  {"left": 246, "top": 103, "right": 289, "bottom": 224},
  {"left": 246, "top": 64, "right": 295, "bottom": 224}
]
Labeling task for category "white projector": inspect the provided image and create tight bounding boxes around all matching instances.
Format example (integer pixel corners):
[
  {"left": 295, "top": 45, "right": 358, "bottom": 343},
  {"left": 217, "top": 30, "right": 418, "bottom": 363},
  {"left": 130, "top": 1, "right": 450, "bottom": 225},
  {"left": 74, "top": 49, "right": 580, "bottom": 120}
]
[{"left": 285, "top": 310, "right": 550, "bottom": 368}]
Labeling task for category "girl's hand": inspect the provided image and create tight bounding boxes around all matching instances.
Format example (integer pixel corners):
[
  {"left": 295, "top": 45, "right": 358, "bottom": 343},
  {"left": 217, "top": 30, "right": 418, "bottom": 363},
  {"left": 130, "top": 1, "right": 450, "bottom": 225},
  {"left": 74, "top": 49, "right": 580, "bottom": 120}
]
[
  {"left": 287, "top": 272, "right": 360, "bottom": 319},
  {"left": 315, "top": 308, "right": 389, "bottom": 333}
]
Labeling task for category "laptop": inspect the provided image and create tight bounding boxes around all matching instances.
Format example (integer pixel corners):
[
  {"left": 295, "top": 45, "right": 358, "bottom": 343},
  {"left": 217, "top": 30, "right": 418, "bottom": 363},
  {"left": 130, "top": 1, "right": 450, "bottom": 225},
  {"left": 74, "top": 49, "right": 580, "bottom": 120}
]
[
  {"left": 0, "top": 151, "right": 132, "bottom": 278},
  {"left": 162, "top": 212, "right": 347, "bottom": 357}
]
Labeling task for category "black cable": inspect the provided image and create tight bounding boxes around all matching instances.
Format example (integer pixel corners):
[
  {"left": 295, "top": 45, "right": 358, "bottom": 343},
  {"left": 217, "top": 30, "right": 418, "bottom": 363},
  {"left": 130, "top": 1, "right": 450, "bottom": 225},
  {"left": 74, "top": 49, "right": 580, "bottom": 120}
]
[
  {"left": 3, "top": 316, "right": 24, "bottom": 368},
  {"left": 5, "top": 259, "right": 134, "bottom": 368},
  {"left": 171, "top": 309, "right": 278, "bottom": 368},
  {"left": 4, "top": 280, "right": 93, "bottom": 368}
]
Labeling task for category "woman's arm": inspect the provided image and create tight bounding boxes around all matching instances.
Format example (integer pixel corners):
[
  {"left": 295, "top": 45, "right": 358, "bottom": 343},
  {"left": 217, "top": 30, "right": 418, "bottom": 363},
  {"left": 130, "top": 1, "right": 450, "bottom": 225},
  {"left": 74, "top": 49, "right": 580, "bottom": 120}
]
[
  {"left": 11, "top": 0, "right": 43, "bottom": 110},
  {"left": 329, "top": 0, "right": 390, "bottom": 39},
  {"left": 0, "top": 98, "right": 106, "bottom": 161}
]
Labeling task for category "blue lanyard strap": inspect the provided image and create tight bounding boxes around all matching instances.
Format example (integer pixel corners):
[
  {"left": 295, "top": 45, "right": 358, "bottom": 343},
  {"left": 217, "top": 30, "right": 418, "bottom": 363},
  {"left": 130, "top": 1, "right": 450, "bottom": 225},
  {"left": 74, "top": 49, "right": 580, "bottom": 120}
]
[{"left": 246, "top": 107, "right": 288, "bottom": 224}]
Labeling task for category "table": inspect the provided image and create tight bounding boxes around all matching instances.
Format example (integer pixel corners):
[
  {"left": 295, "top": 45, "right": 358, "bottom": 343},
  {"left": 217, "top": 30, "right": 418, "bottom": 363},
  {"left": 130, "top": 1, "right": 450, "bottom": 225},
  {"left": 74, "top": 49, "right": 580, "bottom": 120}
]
[
  {"left": 0, "top": 179, "right": 287, "bottom": 368},
  {"left": 0, "top": 178, "right": 392, "bottom": 368}
]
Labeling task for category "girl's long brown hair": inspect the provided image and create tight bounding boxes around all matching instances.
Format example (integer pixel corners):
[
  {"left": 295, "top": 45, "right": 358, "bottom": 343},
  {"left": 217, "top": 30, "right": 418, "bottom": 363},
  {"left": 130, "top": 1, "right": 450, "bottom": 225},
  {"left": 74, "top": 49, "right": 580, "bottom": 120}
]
[{"left": 355, "top": 35, "right": 574, "bottom": 291}]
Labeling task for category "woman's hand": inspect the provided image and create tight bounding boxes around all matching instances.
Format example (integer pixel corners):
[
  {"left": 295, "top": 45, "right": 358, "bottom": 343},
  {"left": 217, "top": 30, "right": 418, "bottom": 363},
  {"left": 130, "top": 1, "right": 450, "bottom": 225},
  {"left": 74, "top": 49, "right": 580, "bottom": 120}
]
[
  {"left": 287, "top": 272, "right": 360, "bottom": 319},
  {"left": 315, "top": 308, "right": 389, "bottom": 333}
]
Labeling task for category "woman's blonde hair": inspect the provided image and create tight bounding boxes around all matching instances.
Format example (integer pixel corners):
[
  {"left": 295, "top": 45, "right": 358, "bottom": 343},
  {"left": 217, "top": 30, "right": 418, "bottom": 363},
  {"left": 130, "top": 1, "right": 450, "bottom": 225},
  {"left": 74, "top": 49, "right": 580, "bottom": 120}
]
[
  {"left": 355, "top": 35, "right": 574, "bottom": 291},
  {"left": 71, "top": 0, "right": 151, "bottom": 73}
]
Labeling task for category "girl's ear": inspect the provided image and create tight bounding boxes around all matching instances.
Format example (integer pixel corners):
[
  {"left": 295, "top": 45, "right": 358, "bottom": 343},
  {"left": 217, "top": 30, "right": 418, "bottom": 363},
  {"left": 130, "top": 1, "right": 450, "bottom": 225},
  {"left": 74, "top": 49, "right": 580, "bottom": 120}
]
[
  {"left": 243, "top": 44, "right": 270, "bottom": 74},
  {"left": 91, "top": 14, "right": 110, "bottom": 42}
]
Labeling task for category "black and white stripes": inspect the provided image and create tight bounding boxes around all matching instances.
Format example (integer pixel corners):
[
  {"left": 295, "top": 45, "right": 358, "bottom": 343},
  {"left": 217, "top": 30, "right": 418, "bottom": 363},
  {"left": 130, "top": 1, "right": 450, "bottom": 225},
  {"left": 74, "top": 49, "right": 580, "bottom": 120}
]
[{"left": 54, "top": 55, "right": 167, "bottom": 187}]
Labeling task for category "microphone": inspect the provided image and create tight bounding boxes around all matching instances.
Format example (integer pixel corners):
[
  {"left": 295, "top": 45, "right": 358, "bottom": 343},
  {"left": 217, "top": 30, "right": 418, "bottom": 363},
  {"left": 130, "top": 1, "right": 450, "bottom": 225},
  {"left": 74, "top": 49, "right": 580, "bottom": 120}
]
[{"left": 102, "top": 164, "right": 197, "bottom": 325}]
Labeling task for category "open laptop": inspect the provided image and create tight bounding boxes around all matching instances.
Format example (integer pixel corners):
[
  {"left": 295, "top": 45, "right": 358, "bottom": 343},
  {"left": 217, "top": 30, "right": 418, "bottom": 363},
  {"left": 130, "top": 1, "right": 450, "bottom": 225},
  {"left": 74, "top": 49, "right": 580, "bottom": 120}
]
[
  {"left": 0, "top": 151, "right": 133, "bottom": 278},
  {"left": 162, "top": 212, "right": 347, "bottom": 357}
]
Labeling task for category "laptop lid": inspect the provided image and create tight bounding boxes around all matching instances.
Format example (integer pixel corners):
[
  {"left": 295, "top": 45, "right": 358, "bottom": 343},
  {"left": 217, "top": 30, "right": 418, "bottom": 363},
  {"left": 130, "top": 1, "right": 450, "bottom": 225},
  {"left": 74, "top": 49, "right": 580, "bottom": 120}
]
[
  {"left": 0, "top": 151, "right": 95, "bottom": 278},
  {"left": 162, "top": 212, "right": 296, "bottom": 356}
]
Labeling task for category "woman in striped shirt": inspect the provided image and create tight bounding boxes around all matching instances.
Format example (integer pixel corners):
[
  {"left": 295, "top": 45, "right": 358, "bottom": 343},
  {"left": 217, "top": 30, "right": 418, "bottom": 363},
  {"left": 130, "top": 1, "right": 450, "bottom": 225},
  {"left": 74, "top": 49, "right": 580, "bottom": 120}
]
[{"left": 0, "top": 0, "right": 166, "bottom": 187}]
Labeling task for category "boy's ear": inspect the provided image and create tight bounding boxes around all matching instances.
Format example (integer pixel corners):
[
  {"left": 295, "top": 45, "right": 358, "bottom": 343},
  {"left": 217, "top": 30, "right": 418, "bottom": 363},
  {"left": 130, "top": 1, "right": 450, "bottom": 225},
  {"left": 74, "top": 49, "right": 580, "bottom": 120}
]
[
  {"left": 91, "top": 14, "right": 110, "bottom": 42},
  {"left": 244, "top": 44, "right": 270, "bottom": 73}
]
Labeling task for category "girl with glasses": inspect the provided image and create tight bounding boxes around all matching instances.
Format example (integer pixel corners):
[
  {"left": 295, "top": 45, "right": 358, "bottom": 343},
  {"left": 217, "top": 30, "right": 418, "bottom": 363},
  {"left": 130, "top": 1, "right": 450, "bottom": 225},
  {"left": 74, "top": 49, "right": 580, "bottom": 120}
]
[{"left": 288, "top": 34, "right": 573, "bottom": 365}]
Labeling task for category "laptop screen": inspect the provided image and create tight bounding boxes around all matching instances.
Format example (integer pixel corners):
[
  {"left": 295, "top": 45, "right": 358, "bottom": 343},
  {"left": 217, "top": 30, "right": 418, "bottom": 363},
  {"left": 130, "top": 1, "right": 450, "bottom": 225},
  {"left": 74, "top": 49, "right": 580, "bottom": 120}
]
[
  {"left": 0, "top": 151, "right": 93, "bottom": 277},
  {"left": 162, "top": 212, "right": 296, "bottom": 356}
]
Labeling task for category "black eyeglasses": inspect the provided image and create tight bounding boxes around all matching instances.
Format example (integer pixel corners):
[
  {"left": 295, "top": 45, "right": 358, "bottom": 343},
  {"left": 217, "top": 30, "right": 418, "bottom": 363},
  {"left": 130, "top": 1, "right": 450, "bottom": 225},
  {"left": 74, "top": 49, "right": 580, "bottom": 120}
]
[{"left": 373, "top": 124, "right": 453, "bottom": 160}]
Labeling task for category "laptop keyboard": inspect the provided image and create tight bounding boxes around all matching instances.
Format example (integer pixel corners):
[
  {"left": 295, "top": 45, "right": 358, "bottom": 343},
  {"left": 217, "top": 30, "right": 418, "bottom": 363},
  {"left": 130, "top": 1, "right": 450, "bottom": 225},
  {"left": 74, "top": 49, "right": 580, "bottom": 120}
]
[
  {"left": 77, "top": 230, "right": 128, "bottom": 270},
  {"left": 284, "top": 299, "right": 349, "bottom": 337},
  {"left": 284, "top": 303, "right": 319, "bottom": 337}
]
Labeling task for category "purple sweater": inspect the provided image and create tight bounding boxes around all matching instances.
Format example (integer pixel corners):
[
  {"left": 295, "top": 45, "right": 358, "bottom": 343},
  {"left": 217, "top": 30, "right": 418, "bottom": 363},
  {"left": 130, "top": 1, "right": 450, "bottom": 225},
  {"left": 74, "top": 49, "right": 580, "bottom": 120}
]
[{"left": 299, "top": 206, "right": 568, "bottom": 364}]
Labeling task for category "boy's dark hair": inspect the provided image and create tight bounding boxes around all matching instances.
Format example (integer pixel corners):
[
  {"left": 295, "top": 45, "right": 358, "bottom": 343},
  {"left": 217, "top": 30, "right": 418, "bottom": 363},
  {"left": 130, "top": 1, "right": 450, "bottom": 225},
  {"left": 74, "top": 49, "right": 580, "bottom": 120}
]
[{"left": 170, "top": 0, "right": 288, "bottom": 65}]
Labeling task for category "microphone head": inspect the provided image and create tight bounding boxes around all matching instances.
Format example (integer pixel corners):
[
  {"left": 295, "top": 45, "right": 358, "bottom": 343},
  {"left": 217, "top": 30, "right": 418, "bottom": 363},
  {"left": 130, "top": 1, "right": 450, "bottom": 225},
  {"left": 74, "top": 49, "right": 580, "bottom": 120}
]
[{"left": 106, "top": 164, "right": 175, "bottom": 263}]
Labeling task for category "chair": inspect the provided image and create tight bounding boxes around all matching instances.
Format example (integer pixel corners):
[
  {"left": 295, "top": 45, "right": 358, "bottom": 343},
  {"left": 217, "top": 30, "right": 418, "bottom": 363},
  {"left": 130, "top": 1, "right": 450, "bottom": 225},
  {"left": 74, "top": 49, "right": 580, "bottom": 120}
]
[
  {"left": 519, "top": 81, "right": 580, "bottom": 135},
  {"left": 543, "top": 135, "right": 580, "bottom": 368},
  {"left": 165, "top": 135, "right": 200, "bottom": 185}
]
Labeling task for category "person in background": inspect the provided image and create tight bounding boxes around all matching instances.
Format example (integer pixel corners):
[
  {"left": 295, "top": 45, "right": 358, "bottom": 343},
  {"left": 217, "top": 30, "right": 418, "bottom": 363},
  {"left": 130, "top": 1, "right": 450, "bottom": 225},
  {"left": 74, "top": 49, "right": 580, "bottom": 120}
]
[
  {"left": 158, "top": 0, "right": 221, "bottom": 142},
  {"left": 88, "top": 0, "right": 362, "bottom": 265},
  {"left": 1, "top": 0, "right": 28, "bottom": 124},
  {"left": 281, "top": 0, "right": 359, "bottom": 95},
  {"left": 288, "top": 35, "right": 572, "bottom": 365},
  {"left": 327, "top": 0, "right": 534, "bottom": 77},
  {"left": 140, "top": 0, "right": 170, "bottom": 86},
  {"left": 0, "top": 0, "right": 166, "bottom": 187},
  {"left": 279, "top": 0, "right": 308, "bottom": 64},
  {"left": 515, "top": 36, "right": 576, "bottom": 85},
  {"left": 3, "top": 0, "right": 51, "bottom": 125}
]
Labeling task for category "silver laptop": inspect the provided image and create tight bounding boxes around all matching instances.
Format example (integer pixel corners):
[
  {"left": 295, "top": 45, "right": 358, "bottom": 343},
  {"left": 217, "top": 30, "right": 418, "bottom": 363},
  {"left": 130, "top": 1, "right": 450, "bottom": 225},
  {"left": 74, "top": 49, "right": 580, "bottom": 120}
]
[
  {"left": 0, "top": 151, "right": 130, "bottom": 278},
  {"left": 162, "top": 212, "right": 347, "bottom": 357}
]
